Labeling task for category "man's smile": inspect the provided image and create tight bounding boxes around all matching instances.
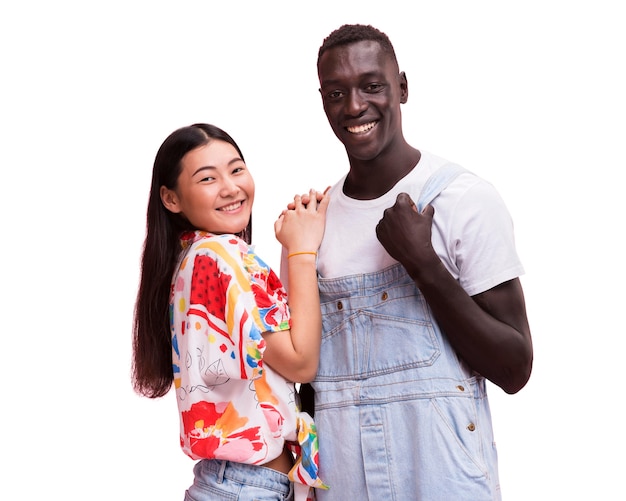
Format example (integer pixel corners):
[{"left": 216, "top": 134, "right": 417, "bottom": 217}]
[{"left": 346, "top": 121, "right": 377, "bottom": 134}]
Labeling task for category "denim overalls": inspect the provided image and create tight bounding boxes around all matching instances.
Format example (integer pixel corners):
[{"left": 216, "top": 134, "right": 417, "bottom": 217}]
[{"left": 312, "top": 165, "right": 501, "bottom": 501}]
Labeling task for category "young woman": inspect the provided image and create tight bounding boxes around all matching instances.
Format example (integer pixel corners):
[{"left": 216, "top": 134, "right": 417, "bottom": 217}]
[{"left": 132, "top": 123, "right": 329, "bottom": 500}]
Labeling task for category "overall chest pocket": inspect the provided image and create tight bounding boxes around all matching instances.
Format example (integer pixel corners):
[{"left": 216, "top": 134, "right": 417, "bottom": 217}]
[{"left": 317, "top": 285, "right": 441, "bottom": 380}]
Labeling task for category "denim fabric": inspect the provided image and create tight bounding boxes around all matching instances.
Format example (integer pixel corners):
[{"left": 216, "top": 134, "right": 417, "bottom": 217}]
[
  {"left": 184, "top": 459, "right": 294, "bottom": 501},
  {"left": 312, "top": 264, "right": 501, "bottom": 501},
  {"left": 416, "top": 162, "right": 467, "bottom": 212}
]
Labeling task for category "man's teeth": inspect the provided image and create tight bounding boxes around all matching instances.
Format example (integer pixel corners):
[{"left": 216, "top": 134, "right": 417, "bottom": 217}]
[
  {"left": 219, "top": 202, "right": 242, "bottom": 211},
  {"left": 347, "top": 122, "right": 376, "bottom": 134}
]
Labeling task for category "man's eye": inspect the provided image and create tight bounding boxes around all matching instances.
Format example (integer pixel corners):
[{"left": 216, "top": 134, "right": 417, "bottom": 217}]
[
  {"left": 328, "top": 90, "right": 344, "bottom": 99},
  {"left": 366, "top": 83, "right": 383, "bottom": 92}
]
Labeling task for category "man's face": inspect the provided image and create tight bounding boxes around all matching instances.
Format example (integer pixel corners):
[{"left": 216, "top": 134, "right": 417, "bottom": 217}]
[{"left": 318, "top": 40, "right": 407, "bottom": 162}]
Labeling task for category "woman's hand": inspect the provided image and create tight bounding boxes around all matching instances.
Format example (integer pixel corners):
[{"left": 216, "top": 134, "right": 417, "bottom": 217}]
[
  {"left": 284, "top": 186, "right": 330, "bottom": 211},
  {"left": 274, "top": 188, "right": 329, "bottom": 253}
]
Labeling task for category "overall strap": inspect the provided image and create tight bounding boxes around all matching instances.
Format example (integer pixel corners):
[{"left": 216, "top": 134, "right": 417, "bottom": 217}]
[{"left": 416, "top": 163, "right": 469, "bottom": 212}]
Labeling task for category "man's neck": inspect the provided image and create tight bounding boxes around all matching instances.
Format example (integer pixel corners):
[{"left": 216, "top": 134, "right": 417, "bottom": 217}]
[{"left": 343, "top": 147, "right": 421, "bottom": 200}]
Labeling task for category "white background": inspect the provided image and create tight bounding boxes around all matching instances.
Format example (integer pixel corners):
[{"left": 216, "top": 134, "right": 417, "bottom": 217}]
[{"left": 1, "top": 1, "right": 624, "bottom": 499}]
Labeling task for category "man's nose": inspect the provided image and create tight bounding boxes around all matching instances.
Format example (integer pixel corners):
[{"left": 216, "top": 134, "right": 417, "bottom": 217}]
[{"left": 345, "top": 89, "right": 367, "bottom": 116}]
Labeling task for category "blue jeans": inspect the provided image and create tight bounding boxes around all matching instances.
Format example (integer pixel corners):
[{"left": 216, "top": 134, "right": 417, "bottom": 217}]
[
  {"left": 313, "top": 264, "right": 501, "bottom": 500},
  {"left": 184, "top": 459, "right": 294, "bottom": 501}
]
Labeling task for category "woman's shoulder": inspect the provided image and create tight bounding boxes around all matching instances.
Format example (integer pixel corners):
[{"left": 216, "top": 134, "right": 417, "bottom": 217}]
[{"left": 182, "top": 231, "right": 247, "bottom": 256}]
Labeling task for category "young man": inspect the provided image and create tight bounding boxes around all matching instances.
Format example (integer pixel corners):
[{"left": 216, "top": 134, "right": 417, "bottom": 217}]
[{"left": 301, "top": 24, "right": 533, "bottom": 500}]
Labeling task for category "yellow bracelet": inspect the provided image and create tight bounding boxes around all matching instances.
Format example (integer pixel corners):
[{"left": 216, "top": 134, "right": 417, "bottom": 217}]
[{"left": 287, "top": 251, "right": 317, "bottom": 259}]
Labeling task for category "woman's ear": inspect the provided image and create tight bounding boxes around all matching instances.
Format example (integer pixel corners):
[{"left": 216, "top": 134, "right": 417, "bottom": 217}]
[{"left": 160, "top": 186, "right": 182, "bottom": 214}]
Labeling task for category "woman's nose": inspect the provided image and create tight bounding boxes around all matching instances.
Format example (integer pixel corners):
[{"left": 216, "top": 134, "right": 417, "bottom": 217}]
[{"left": 220, "top": 176, "right": 239, "bottom": 196}]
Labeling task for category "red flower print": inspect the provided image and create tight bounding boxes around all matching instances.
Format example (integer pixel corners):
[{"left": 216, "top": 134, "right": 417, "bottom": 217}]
[
  {"left": 251, "top": 283, "right": 273, "bottom": 308},
  {"left": 182, "top": 401, "right": 265, "bottom": 461},
  {"left": 190, "top": 255, "right": 231, "bottom": 321},
  {"left": 266, "top": 269, "right": 285, "bottom": 298}
]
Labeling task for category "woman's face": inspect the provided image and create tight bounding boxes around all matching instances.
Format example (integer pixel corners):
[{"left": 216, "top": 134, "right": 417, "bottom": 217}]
[{"left": 160, "top": 140, "right": 254, "bottom": 234}]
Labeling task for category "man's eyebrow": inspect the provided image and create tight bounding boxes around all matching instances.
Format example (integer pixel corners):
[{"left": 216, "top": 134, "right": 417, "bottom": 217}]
[{"left": 320, "top": 72, "right": 386, "bottom": 87}]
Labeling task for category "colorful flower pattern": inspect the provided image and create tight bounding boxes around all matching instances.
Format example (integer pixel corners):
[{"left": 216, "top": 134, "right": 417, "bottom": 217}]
[{"left": 170, "top": 231, "right": 326, "bottom": 497}]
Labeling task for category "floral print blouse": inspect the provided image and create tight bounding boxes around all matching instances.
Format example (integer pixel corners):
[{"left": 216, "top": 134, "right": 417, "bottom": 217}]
[{"left": 170, "top": 231, "right": 327, "bottom": 497}]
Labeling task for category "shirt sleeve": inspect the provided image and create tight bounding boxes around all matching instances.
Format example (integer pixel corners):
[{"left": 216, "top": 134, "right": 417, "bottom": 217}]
[
  {"left": 434, "top": 176, "right": 525, "bottom": 296},
  {"left": 176, "top": 237, "right": 290, "bottom": 382}
]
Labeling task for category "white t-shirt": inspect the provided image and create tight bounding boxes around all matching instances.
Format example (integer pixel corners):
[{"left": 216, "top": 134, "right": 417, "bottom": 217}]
[{"left": 316, "top": 151, "right": 524, "bottom": 296}]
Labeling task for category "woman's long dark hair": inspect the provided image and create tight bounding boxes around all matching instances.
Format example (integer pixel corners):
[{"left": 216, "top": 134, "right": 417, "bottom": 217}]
[{"left": 131, "top": 123, "right": 251, "bottom": 398}]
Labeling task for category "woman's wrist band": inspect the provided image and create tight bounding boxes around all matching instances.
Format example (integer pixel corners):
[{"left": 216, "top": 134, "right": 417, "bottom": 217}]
[{"left": 287, "top": 251, "right": 317, "bottom": 259}]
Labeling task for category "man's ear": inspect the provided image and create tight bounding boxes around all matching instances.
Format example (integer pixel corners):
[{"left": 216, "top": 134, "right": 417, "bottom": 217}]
[
  {"left": 399, "top": 71, "right": 408, "bottom": 104},
  {"left": 160, "top": 186, "right": 182, "bottom": 214}
]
